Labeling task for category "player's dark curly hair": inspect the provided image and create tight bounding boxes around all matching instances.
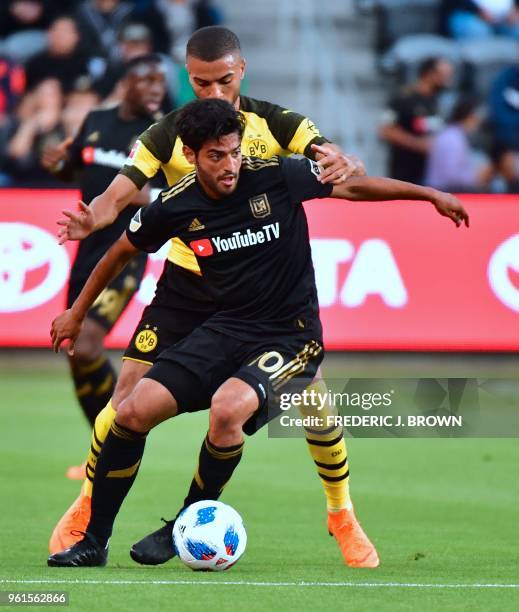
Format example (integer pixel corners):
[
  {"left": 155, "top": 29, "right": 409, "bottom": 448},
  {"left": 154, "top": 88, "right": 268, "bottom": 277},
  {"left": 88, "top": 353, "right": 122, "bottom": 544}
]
[
  {"left": 187, "top": 26, "right": 241, "bottom": 61},
  {"left": 175, "top": 99, "right": 245, "bottom": 153}
]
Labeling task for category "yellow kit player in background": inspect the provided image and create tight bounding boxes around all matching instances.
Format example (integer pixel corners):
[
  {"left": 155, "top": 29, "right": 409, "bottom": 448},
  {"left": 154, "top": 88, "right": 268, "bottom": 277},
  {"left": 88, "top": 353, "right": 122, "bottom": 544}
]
[{"left": 51, "top": 26, "right": 378, "bottom": 568}]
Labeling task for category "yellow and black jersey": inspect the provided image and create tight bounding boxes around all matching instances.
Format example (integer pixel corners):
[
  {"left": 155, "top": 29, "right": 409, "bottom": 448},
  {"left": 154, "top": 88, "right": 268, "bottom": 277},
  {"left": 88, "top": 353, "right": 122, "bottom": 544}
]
[{"left": 119, "top": 96, "right": 329, "bottom": 273}]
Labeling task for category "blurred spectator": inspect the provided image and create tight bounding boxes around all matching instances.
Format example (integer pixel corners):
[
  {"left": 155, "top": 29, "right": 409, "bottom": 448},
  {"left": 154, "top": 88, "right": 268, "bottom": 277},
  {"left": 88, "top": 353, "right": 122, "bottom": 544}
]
[
  {"left": 0, "top": 0, "right": 56, "bottom": 63},
  {"left": 75, "top": 0, "right": 133, "bottom": 63},
  {"left": 379, "top": 57, "right": 453, "bottom": 184},
  {"left": 93, "top": 22, "right": 176, "bottom": 110},
  {"left": 24, "top": 16, "right": 90, "bottom": 94},
  {"left": 441, "top": 0, "right": 519, "bottom": 40},
  {"left": 0, "top": 55, "right": 26, "bottom": 185},
  {"left": 0, "top": 56, "right": 25, "bottom": 120},
  {"left": 488, "top": 60, "right": 519, "bottom": 189},
  {"left": 125, "top": 0, "right": 172, "bottom": 54},
  {"left": 3, "top": 16, "right": 98, "bottom": 184},
  {"left": 93, "top": 22, "right": 154, "bottom": 99},
  {"left": 425, "top": 96, "right": 494, "bottom": 191}
]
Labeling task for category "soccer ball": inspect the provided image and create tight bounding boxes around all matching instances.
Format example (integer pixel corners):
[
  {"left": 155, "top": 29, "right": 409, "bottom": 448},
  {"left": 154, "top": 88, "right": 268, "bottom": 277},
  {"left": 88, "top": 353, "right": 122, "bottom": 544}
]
[{"left": 173, "top": 500, "right": 247, "bottom": 571}]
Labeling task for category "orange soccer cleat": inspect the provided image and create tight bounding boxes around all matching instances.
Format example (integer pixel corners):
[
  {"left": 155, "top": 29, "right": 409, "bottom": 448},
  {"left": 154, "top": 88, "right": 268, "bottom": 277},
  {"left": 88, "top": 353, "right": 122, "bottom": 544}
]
[
  {"left": 65, "top": 462, "right": 87, "bottom": 480},
  {"left": 48, "top": 493, "right": 91, "bottom": 554},
  {"left": 327, "top": 507, "right": 380, "bottom": 568}
]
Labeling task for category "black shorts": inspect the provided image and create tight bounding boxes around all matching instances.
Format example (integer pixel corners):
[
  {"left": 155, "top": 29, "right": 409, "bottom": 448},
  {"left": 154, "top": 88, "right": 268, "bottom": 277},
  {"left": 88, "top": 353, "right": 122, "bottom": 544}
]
[
  {"left": 144, "top": 326, "right": 324, "bottom": 435},
  {"left": 67, "top": 254, "right": 147, "bottom": 331},
  {"left": 123, "top": 261, "right": 216, "bottom": 364}
]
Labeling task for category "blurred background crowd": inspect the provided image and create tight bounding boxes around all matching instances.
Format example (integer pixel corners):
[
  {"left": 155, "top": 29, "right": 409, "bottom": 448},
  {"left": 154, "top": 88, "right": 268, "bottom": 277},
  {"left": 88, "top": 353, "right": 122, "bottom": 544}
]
[
  {"left": 372, "top": 0, "right": 519, "bottom": 193},
  {"left": 1, "top": 0, "right": 519, "bottom": 193},
  {"left": 0, "top": 0, "right": 223, "bottom": 187}
]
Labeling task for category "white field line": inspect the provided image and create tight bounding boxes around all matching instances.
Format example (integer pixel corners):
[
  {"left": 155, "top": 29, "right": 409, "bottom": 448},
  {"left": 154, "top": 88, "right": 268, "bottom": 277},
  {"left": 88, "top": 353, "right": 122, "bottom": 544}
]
[{"left": 1, "top": 579, "right": 519, "bottom": 589}]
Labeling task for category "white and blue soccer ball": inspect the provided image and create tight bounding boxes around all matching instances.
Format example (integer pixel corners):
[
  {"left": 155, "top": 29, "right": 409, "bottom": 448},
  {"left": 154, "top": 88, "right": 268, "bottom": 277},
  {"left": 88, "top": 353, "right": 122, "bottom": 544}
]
[{"left": 173, "top": 500, "right": 247, "bottom": 571}]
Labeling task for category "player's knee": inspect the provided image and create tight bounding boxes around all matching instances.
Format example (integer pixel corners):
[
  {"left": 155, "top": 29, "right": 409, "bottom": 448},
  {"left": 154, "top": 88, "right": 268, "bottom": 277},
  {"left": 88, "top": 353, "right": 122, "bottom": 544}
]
[
  {"left": 116, "top": 395, "right": 149, "bottom": 432},
  {"left": 112, "top": 361, "right": 150, "bottom": 410},
  {"left": 209, "top": 390, "right": 246, "bottom": 435}
]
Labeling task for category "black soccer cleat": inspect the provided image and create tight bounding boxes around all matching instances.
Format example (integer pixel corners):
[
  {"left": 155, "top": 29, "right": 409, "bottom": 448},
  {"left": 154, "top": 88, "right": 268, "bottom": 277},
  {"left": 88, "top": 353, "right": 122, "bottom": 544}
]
[
  {"left": 47, "top": 533, "right": 108, "bottom": 567},
  {"left": 130, "top": 518, "right": 177, "bottom": 565}
]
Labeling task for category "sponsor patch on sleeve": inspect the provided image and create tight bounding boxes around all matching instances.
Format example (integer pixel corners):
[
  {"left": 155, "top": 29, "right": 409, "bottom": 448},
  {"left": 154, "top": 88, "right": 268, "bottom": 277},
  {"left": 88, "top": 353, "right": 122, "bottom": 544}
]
[
  {"left": 126, "top": 140, "right": 142, "bottom": 166},
  {"left": 129, "top": 208, "right": 142, "bottom": 232},
  {"left": 308, "top": 159, "right": 322, "bottom": 178}
]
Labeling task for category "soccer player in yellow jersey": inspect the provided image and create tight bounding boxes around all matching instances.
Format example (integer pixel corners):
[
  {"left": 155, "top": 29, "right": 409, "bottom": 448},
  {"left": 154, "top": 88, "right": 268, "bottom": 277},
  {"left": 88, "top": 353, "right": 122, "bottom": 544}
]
[{"left": 50, "top": 26, "right": 378, "bottom": 568}]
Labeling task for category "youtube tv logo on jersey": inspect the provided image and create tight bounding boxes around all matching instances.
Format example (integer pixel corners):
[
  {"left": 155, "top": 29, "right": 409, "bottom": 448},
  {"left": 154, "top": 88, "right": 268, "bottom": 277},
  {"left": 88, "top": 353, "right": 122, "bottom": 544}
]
[{"left": 189, "top": 238, "right": 214, "bottom": 257}]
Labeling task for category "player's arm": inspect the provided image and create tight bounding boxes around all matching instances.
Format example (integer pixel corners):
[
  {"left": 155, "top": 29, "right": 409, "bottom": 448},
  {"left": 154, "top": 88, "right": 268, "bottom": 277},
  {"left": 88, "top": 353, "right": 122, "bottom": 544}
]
[
  {"left": 56, "top": 118, "right": 173, "bottom": 243},
  {"left": 331, "top": 177, "right": 469, "bottom": 227},
  {"left": 52, "top": 190, "right": 177, "bottom": 352},
  {"left": 57, "top": 174, "right": 141, "bottom": 244},
  {"left": 51, "top": 233, "right": 139, "bottom": 354},
  {"left": 311, "top": 143, "right": 366, "bottom": 183},
  {"left": 263, "top": 101, "right": 366, "bottom": 183}
]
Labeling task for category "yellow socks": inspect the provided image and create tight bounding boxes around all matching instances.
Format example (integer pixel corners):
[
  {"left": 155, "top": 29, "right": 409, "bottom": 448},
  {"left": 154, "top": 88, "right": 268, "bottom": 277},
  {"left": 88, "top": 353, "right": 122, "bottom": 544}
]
[
  {"left": 300, "top": 380, "right": 352, "bottom": 511},
  {"left": 81, "top": 400, "right": 117, "bottom": 496}
]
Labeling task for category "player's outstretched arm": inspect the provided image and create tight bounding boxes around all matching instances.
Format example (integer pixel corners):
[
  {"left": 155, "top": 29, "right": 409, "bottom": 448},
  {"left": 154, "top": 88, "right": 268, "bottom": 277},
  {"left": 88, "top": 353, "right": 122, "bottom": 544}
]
[
  {"left": 311, "top": 143, "right": 366, "bottom": 184},
  {"left": 331, "top": 176, "right": 470, "bottom": 228},
  {"left": 56, "top": 174, "right": 141, "bottom": 244},
  {"left": 50, "top": 234, "right": 139, "bottom": 354}
]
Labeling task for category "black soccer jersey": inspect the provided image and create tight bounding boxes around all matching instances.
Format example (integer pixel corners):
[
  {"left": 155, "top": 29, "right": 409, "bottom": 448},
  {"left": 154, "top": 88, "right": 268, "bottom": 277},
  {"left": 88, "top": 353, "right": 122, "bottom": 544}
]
[
  {"left": 65, "top": 106, "right": 157, "bottom": 281},
  {"left": 126, "top": 156, "right": 333, "bottom": 341},
  {"left": 119, "top": 95, "right": 329, "bottom": 272}
]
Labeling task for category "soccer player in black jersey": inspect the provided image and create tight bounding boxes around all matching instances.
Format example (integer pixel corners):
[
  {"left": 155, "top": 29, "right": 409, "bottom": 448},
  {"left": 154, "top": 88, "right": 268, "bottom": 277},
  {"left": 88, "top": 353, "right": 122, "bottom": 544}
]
[
  {"left": 47, "top": 99, "right": 468, "bottom": 567},
  {"left": 41, "top": 55, "right": 166, "bottom": 474},
  {"left": 48, "top": 26, "right": 373, "bottom": 567}
]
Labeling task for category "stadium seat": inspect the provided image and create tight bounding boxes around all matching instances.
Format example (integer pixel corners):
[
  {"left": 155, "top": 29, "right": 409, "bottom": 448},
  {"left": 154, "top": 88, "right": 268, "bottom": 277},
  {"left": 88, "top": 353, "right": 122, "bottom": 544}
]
[
  {"left": 458, "top": 37, "right": 519, "bottom": 97},
  {"left": 379, "top": 33, "right": 461, "bottom": 85},
  {"left": 373, "top": 0, "right": 441, "bottom": 53}
]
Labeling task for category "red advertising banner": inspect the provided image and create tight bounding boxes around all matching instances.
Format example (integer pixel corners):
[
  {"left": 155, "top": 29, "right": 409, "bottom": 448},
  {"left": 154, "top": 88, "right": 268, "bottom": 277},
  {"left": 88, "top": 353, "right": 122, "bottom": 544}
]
[{"left": 0, "top": 189, "right": 517, "bottom": 350}]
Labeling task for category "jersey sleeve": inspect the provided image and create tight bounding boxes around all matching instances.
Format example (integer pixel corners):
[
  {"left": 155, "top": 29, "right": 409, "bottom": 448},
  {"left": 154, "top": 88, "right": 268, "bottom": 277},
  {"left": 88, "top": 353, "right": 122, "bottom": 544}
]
[
  {"left": 126, "top": 198, "right": 177, "bottom": 253},
  {"left": 119, "top": 113, "right": 176, "bottom": 189},
  {"left": 259, "top": 100, "right": 329, "bottom": 159},
  {"left": 279, "top": 156, "right": 333, "bottom": 204}
]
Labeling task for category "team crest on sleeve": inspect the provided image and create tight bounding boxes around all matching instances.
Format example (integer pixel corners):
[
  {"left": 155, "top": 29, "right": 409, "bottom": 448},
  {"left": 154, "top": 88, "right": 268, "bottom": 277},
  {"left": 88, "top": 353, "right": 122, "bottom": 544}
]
[
  {"left": 129, "top": 208, "right": 142, "bottom": 232},
  {"left": 249, "top": 193, "right": 271, "bottom": 218},
  {"left": 308, "top": 159, "right": 322, "bottom": 178}
]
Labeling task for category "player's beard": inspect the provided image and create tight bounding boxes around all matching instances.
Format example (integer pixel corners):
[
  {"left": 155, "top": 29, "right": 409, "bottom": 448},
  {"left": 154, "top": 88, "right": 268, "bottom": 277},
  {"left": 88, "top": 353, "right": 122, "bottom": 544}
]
[{"left": 199, "top": 166, "right": 240, "bottom": 198}]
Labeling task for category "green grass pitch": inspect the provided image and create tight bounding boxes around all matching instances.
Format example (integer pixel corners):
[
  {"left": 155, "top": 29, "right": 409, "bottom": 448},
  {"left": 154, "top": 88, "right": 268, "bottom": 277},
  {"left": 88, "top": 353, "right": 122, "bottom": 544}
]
[{"left": 1, "top": 353, "right": 518, "bottom": 611}]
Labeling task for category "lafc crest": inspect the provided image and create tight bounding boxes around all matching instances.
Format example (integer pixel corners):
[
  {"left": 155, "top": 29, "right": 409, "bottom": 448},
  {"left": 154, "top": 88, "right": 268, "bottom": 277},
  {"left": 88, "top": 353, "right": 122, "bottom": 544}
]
[{"left": 249, "top": 193, "right": 271, "bottom": 218}]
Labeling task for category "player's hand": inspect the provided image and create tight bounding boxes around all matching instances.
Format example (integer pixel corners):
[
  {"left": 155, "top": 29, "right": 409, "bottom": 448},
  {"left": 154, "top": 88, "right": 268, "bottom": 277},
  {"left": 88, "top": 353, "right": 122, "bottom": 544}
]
[
  {"left": 57, "top": 201, "right": 95, "bottom": 243},
  {"left": 41, "top": 136, "right": 73, "bottom": 170},
  {"left": 311, "top": 143, "right": 366, "bottom": 184},
  {"left": 50, "top": 309, "right": 82, "bottom": 355},
  {"left": 431, "top": 191, "right": 470, "bottom": 228}
]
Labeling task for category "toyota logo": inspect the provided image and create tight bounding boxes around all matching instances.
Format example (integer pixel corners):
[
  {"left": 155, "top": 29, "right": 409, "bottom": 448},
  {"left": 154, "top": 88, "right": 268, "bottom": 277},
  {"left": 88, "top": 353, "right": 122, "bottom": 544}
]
[
  {"left": 0, "top": 222, "right": 69, "bottom": 312},
  {"left": 488, "top": 234, "right": 519, "bottom": 313}
]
